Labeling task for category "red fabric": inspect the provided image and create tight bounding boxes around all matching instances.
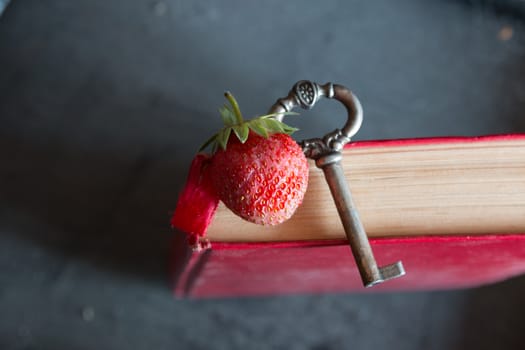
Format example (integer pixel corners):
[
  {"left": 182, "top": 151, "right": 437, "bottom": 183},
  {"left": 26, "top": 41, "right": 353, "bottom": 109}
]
[
  {"left": 172, "top": 235, "right": 525, "bottom": 298},
  {"left": 171, "top": 154, "right": 218, "bottom": 249}
]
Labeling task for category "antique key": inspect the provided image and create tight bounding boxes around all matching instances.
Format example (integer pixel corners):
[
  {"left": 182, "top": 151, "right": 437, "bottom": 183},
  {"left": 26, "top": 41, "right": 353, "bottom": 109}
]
[{"left": 269, "top": 80, "right": 405, "bottom": 287}]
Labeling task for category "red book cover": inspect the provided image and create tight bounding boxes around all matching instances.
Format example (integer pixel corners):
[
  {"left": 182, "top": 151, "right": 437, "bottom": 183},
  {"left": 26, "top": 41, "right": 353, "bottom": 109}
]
[{"left": 171, "top": 135, "right": 525, "bottom": 298}]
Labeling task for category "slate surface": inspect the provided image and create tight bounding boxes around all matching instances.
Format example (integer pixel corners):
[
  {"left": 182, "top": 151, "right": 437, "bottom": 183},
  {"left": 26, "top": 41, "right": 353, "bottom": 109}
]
[{"left": 1, "top": 1, "right": 525, "bottom": 349}]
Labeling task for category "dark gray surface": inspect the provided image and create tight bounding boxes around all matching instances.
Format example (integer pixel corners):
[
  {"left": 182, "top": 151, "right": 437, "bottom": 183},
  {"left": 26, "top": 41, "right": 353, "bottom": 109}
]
[
  {"left": 1, "top": 1, "right": 525, "bottom": 349},
  {"left": 0, "top": 1, "right": 10, "bottom": 16}
]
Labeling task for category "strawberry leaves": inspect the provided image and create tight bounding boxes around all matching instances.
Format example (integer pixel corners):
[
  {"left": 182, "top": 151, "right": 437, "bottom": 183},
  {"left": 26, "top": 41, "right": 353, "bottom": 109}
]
[
  {"left": 217, "top": 126, "right": 232, "bottom": 150},
  {"left": 199, "top": 92, "right": 299, "bottom": 152},
  {"left": 245, "top": 115, "right": 298, "bottom": 138},
  {"left": 219, "top": 105, "right": 237, "bottom": 126},
  {"left": 233, "top": 123, "right": 249, "bottom": 143}
]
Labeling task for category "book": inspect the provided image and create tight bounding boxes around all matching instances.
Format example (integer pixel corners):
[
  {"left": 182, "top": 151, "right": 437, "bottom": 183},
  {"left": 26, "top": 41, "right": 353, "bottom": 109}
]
[{"left": 171, "top": 134, "right": 525, "bottom": 298}]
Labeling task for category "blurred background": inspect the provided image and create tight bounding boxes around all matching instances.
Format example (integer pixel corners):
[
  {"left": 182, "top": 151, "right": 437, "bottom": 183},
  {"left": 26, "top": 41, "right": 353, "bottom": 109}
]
[{"left": 1, "top": 0, "right": 525, "bottom": 349}]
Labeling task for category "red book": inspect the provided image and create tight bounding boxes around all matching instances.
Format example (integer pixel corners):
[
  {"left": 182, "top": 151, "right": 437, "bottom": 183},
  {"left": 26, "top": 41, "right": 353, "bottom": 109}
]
[{"left": 171, "top": 135, "right": 525, "bottom": 298}]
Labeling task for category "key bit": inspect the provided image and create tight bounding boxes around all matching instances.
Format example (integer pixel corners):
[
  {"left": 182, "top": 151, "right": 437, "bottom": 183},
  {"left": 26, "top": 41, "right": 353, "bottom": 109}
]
[{"left": 269, "top": 80, "right": 405, "bottom": 287}]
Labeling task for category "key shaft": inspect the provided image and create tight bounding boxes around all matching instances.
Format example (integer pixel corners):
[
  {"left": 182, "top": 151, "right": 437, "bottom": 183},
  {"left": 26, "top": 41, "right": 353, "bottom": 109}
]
[{"left": 317, "top": 152, "right": 404, "bottom": 287}]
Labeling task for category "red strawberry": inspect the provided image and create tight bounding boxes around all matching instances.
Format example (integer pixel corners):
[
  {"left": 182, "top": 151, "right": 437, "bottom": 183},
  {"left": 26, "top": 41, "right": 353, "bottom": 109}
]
[
  {"left": 210, "top": 131, "right": 308, "bottom": 225},
  {"left": 172, "top": 92, "right": 308, "bottom": 246},
  {"left": 206, "top": 92, "right": 308, "bottom": 225}
]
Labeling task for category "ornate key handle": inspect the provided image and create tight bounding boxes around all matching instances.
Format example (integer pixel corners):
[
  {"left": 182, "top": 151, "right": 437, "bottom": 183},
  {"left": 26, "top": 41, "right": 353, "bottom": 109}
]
[
  {"left": 269, "top": 80, "right": 405, "bottom": 287},
  {"left": 270, "top": 80, "right": 362, "bottom": 157}
]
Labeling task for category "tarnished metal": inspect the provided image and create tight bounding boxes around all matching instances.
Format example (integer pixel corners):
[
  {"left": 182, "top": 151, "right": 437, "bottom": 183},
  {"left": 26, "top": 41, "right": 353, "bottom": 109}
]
[{"left": 269, "top": 80, "right": 405, "bottom": 287}]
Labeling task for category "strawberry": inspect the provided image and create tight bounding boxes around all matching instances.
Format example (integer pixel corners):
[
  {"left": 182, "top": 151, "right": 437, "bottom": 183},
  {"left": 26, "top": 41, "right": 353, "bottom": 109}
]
[
  {"left": 172, "top": 92, "right": 308, "bottom": 247},
  {"left": 209, "top": 131, "right": 308, "bottom": 226}
]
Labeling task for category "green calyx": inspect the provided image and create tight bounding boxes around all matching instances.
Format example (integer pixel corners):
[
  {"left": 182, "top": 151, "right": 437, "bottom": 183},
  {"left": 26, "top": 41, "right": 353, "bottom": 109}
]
[{"left": 199, "top": 92, "right": 298, "bottom": 153}]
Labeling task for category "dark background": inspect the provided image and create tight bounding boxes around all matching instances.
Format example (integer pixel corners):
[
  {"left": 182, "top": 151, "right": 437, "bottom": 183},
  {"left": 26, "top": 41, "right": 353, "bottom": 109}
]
[{"left": 1, "top": 0, "right": 525, "bottom": 349}]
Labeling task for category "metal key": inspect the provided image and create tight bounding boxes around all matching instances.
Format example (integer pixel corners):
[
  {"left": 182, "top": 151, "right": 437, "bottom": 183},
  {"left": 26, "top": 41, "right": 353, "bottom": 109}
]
[{"left": 269, "top": 80, "right": 405, "bottom": 287}]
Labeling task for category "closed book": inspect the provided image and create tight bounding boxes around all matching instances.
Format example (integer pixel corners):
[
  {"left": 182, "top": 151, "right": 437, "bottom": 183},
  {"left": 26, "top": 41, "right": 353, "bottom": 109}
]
[{"left": 172, "top": 135, "right": 525, "bottom": 298}]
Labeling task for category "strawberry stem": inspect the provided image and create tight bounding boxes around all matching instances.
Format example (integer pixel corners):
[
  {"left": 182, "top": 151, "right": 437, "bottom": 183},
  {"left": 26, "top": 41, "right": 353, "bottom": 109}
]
[
  {"left": 224, "top": 91, "right": 244, "bottom": 125},
  {"left": 199, "top": 92, "right": 300, "bottom": 152}
]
